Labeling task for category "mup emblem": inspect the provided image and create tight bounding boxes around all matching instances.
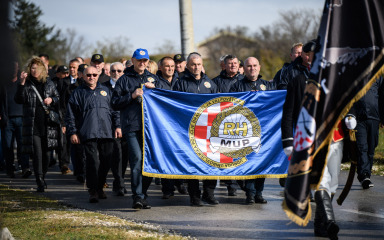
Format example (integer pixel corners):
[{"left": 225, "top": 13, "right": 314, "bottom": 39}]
[{"left": 189, "top": 97, "right": 261, "bottom": 168}]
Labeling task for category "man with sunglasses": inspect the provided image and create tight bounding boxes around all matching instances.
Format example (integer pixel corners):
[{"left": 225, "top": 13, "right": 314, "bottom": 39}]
[
  {"left": 102, "top": 62, "right": 128, "bottom": 196},
  {"left": 66, "top": 66, "right": 121, "bottom": 203},
  {"left": 229, "top": 57, "right": 275, "bottom": 204},
  {"left": 112, "top": 48, "right": 158, "bottom": 210}
]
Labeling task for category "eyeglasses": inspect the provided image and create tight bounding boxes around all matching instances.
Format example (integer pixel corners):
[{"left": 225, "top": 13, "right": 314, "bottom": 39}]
[
  {"left": 86, "top": 74, "right": 98, "bottom": 77},
  {"left": 111, "top": 70, "right": 123, "bottom": 73}
]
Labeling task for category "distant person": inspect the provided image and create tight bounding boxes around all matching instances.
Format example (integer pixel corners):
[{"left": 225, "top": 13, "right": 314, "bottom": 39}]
[
  {"left": 173, "top": 54, "right": 186, "bottom": 74},
  {"left": 219, "top": 55, "right": 229, "bottom": 71},
  {"left": 103, "top": 62, "right": 111, "bottom": 76},
  {"left": 229, "top": 57, "right": 275, "bottom": 204},
  {"left": 39, "top": 53, "right": 56, "bottom": 79},
  {"left": 146, "top": 60, "right": 158, "bottom": 75},
  {"left": 276, "top": 43, "right": 303, "bottom": 90},
  {"left": 75, "top": 57, "right": 84, "bottom": 64},
  {"left": 213, "top": 54, "right": 244, "bottom": 93},
  {"left": 111, "top": 48, "right": 158, "bottom": 209},
  {"left": 238, "top": 59, "right": 244, "bottom": 75},
  {"left": 90, "top": 54, "right": 109, "bottom": 83},
  {"left": 15, "top": 56, "right": 60, "bottom": 192},
  {"left": 173, "top": 52, "right": 219, "bottom": 206},
  {"left": 66, "top": 66, "right": 121, "bottom": 203}
]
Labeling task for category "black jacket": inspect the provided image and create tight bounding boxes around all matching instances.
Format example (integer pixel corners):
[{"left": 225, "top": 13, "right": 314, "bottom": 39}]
[
  {"left": 273, "top": 62, "right": 290, "bottom": 86},
  {"left": 278, "top": 57, "right": 309, "bottom": 90},
  {"left": 14, "top": 78, "right": 60, "bottom": 153},
  {"left": 350, "top": 76, "right": 384, "bottom": 123},
  {"left": 156, "top": 71, "right": 179, "bottom": 90},
  {"left": 229, "top": 75, "right": 276, "bottom": 92},
  {"left": 98, "top": 69, "right": 110, "bottom": 83},
  {"left": 212, "top": 70, "right": 244, "bottom": 93},
  {"left": 111, "top": 66, "right": 159, "bottom": 133},
  {"left": 66, "top": 82, "right": 120, "bottom": 142},
  {"left": 173, "top": 69, "right": 218, "bottom": 93},
  {"left": 281, "top": 73, "right": 307, "bottom": 148}
]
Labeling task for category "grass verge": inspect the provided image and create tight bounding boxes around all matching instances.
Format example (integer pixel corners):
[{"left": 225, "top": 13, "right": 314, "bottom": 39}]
[{"left": 0, "top": 185, "right": 190, "bottom": 240}]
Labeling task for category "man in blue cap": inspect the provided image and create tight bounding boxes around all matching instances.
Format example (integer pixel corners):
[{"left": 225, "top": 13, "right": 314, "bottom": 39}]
[{"left": 111, "top": 48, "right": 158, "bottom": 209}]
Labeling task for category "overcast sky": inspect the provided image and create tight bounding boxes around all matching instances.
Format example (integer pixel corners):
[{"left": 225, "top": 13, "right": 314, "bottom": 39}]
[{"left": 28, "top": 0, "right": 324, "bottom": 56}]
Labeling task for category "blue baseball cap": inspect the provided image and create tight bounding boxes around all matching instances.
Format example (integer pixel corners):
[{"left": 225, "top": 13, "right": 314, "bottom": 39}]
[{"left": 132, "top": 48, "right": 149, "bottom": 60}]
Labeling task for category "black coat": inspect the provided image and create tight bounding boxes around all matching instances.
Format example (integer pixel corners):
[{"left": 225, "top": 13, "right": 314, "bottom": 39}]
[
  {"left": 278, "top": 57, "right": 309, "bottom": 90},
  {"left": 111, "top": 66, "right": 159, "bottom": 133},
  {"left": 156, "top": 71, "right": 179, "bottom": 90},
  {"left": 14, "top": 78, "right": 60, "bottom": 154},
  {"left": 212, "top": 70, "right": 244, "bottom": 93},
  {"left": 173, "top": 69, "right": 218, "bottom": 93},
  {"left": 229, "top": 75, "right": 275, "bottom": 92},
  {"left": 281, "top": 73, "right": 307, "bottom": 148}
]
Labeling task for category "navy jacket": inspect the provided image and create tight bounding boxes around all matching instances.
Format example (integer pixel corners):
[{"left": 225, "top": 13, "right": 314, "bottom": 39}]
[
  {"left": 66, "top": 82, "right": 120, "bottom": 142},
  {"left": 212, "top": 70, "right": 244, "bottom": 93},
  {"left": 278, "top": 57, "right": 309, "bottom": 90},
  {"left": 350, "top": 76, "right": 384, "bottom": 123},
  {"left": 173, "top": 69, "right": 218, "bottom": 93},
  {"left": 229, "top": 75, "right": 276, "bottom": 92},
  {"left": 111, "top": 66, "right": 159, "bottom": 133},
  {"left": 156, "top": 71, "right": 179, "bottom": 90}
]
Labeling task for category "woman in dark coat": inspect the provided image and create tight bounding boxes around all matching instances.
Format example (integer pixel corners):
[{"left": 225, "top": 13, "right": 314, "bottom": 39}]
[{"left": 15, "top": 56, "right": 60, "bottom": 192}]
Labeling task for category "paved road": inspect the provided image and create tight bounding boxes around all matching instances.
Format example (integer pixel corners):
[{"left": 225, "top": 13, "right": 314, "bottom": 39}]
[{"left": 1, "top": 167, "right": 384, "bottom": 239}]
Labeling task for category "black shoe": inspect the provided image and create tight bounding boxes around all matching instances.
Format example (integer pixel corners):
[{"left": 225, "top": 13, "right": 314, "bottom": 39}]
[
  {"left": 361, "top": 178, "right": 372, "bottom": 189},
  {"left": 76, "top": 175, "right": 85, "bottom": 183},
  {"left": 132, "top": 197, "right": 143, "bottom": 209},
  {"left": 227, "top": 186, "right": 237, "bottom": 196},
  {"left": 37, "top": 185, "right": 45, "bottom": 192},
  {"left": 22, "top": 169, "right": 32, "bottom": 178},
  {"left": 254, "top": 195, "right": 267, "bottom": 204},
  {"left": 190, "top": 197, "right": 203, "bottom": 207},
  {"left": 279, "top": 178, "right": 286, "bottom": 187},
  {"left": 142, "top": 198, "right": 151, "bottom": 209},
  {"left": 176, "top": 184, "right": 188, "bottom": 194},
  {"left": 98, "top": 190, "right": 107, "bottom": 199},
  {"left": 155, "top": 178, "right": 161, "bottom": 185},
  {"left": 162, "top": 192, "right": 174, "bottom": 199},
  {"left": 116, "top": 188, "right": 125, "bottom": 197},
  {"left": 123, "top": 187, "right": 128, "bottom": 194},
  {"left": 89, "top": 190, "right": 99, "bottom": 203},
  {"left": 202, "top": 195, "right": 219, "bottom": 205},
  {"left": 246, "top": 196, "right": 255, "bottom": 204}
]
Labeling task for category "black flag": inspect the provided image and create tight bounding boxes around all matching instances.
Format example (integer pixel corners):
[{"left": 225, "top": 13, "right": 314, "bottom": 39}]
[{"left": 283, "top": 0, "right": 384, "bottom": 226}]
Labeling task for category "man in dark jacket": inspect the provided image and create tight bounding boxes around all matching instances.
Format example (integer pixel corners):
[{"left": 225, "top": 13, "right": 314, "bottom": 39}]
[
  {"left": 229, "top": 57, "right": 274, "bottom": 205},
  {"left": 66, "top": 66, "right": 121, "bottom": 203},
  {"left": 111, "top": 48, "right": 157, "bottom": 209},
  {"left": 102, "top": 62, "right": 128, "bottom": 196},
  {"left": 212, "top": 55, "right": 244, "bottom": 93},
  {"left": 350, "top": 76, "right": 384, "bottom": 189},
  {"left": 90, "top": 54, "right": 109, "bottom": 83},
  {"left": 273, "top": 43, "right": 303, "bottom": 89},
  {"left": 173, "top": 52, "right": 219, "bottom": 206},
  {"left": 156, "top": 56, "right": 179, "bottom": 90}
]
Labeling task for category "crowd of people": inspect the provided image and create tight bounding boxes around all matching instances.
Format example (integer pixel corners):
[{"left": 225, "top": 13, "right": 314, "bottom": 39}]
[{"left": 1, "top": 41, "right": 383, "bottom": 239}]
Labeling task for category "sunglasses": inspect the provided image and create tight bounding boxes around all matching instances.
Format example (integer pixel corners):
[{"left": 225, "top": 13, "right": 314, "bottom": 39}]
[
  {"left": 86, "top": 74, "right": 98, "bottom": 77},
  {"left": 111, "top": 70, "right": 123, "bottom": 73}
]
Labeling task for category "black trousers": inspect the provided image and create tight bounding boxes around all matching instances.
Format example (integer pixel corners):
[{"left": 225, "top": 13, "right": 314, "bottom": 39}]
[
  {"left": 187, "top": 179, "right": 217, "bottom": 198},
  {"left": 83, "top": 138, "right": 113, "bottom": 191},
  {"left": 111, "top": 138, "right": 129, "bottom": 190},
  {"left": 355, "top": 119, "right": 379, "bottom": 181},
  {"left": 57, "top": 130, "right": 70, "bottom": 168},
  {"left": 32, "top": 135, "right": 51, "bottom": 178}
]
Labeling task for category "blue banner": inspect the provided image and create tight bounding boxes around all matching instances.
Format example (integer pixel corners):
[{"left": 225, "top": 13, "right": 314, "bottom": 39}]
[{"left": 143, "top": 88, "right": 288, "bottom": 180}]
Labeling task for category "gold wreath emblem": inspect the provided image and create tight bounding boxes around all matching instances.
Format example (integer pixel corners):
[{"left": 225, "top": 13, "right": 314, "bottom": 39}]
[
  {"left": 100, "top": 90, "right": 107, "bottom": 96},
  {"left": 147, "top": 77, "right": 155, "bottom": 83},
  {"left": 204, "top": 82, "right": 211, "bottom": 88}
]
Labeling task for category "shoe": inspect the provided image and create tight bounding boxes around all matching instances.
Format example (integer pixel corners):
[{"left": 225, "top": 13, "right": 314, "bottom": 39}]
[
  {"left": 123, "top": 187, "right": 128, "bottom": 194},
  {"left": 246, "top": 196, "right": 255, "bottom": 204},
  {"left": 361, "top": 178, "right": 372, "bottom": 189},
  {"left": 155, "top": 178, "right": 161, "bottom": 185},
  {"left": 279, "top": 178, "right": 286, "bottom": 187},
  {"left": 76, "top": 175, "right": 85, "bottom": 183},
  {"left": 22, "top": 169, "right": 32, "bottom": 178},
  {"left": 115, "top": 188, "right": 125, "bottom": 197},
  {"left": 369, "top": 181, "right": 374, "bottom": 188},
  {"left": 254, "top": 195, "right": 267, "bottom": 204},
  {"left": 227, "top": 186, "right": 237, "bottom": 196},
  {"left": 98, "top": 190, "right": 107, "bottom": 199},
  {"left": 190, "top": 197, "right": 203, "bottom": 207},
  {"left": 132, "top": 197, "right": 144, "bottom": 209},
  {"left": 162, "top": 192, "right": 174, "bottom": 199},
  {"left": 202, "top": 195, "right": 219, "bottom": 205},
  {"left": 61, "top": 166, "right": 72, "bottom": 175},
  {"left": 142, "top": 198, "right": 151, "bottom": 209},
  {"left": 176, "top": 184, "right": 188, "bottom": 194},
  {"left": 37, "top": 185, "right": 45, "bottom": 192},
  {"left": 89, "top": 189, "right": 99, "bottom": 203}
]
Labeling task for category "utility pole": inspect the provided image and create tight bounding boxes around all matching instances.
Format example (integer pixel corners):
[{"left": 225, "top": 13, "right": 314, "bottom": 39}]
[{"left": 179, "top": 0, "right": 195, "bottom": 59}]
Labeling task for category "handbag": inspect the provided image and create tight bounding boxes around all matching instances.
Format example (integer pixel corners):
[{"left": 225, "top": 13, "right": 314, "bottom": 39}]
[{"left": 30, "top": 84, "right": 60, "bottom": 125}]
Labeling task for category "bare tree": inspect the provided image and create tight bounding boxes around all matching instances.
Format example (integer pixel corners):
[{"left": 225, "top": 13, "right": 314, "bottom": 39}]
[
  {"left": 61, "top": 29, "right": 90, "bottom": 63},
  {"left": 154, "top": 39, "right": 178, "bottom": 55},
  {"left": 94, "top": 36, "right": 132, "bottom": 62}
]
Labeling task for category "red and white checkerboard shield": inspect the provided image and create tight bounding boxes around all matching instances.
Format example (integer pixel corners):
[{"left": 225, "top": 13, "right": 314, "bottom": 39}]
[
  {"left": 194, "top": 102, "right": 235, "bottom": 163},
  {"left": 293, "top": 107, "right": 316, "bottom": 151}
]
